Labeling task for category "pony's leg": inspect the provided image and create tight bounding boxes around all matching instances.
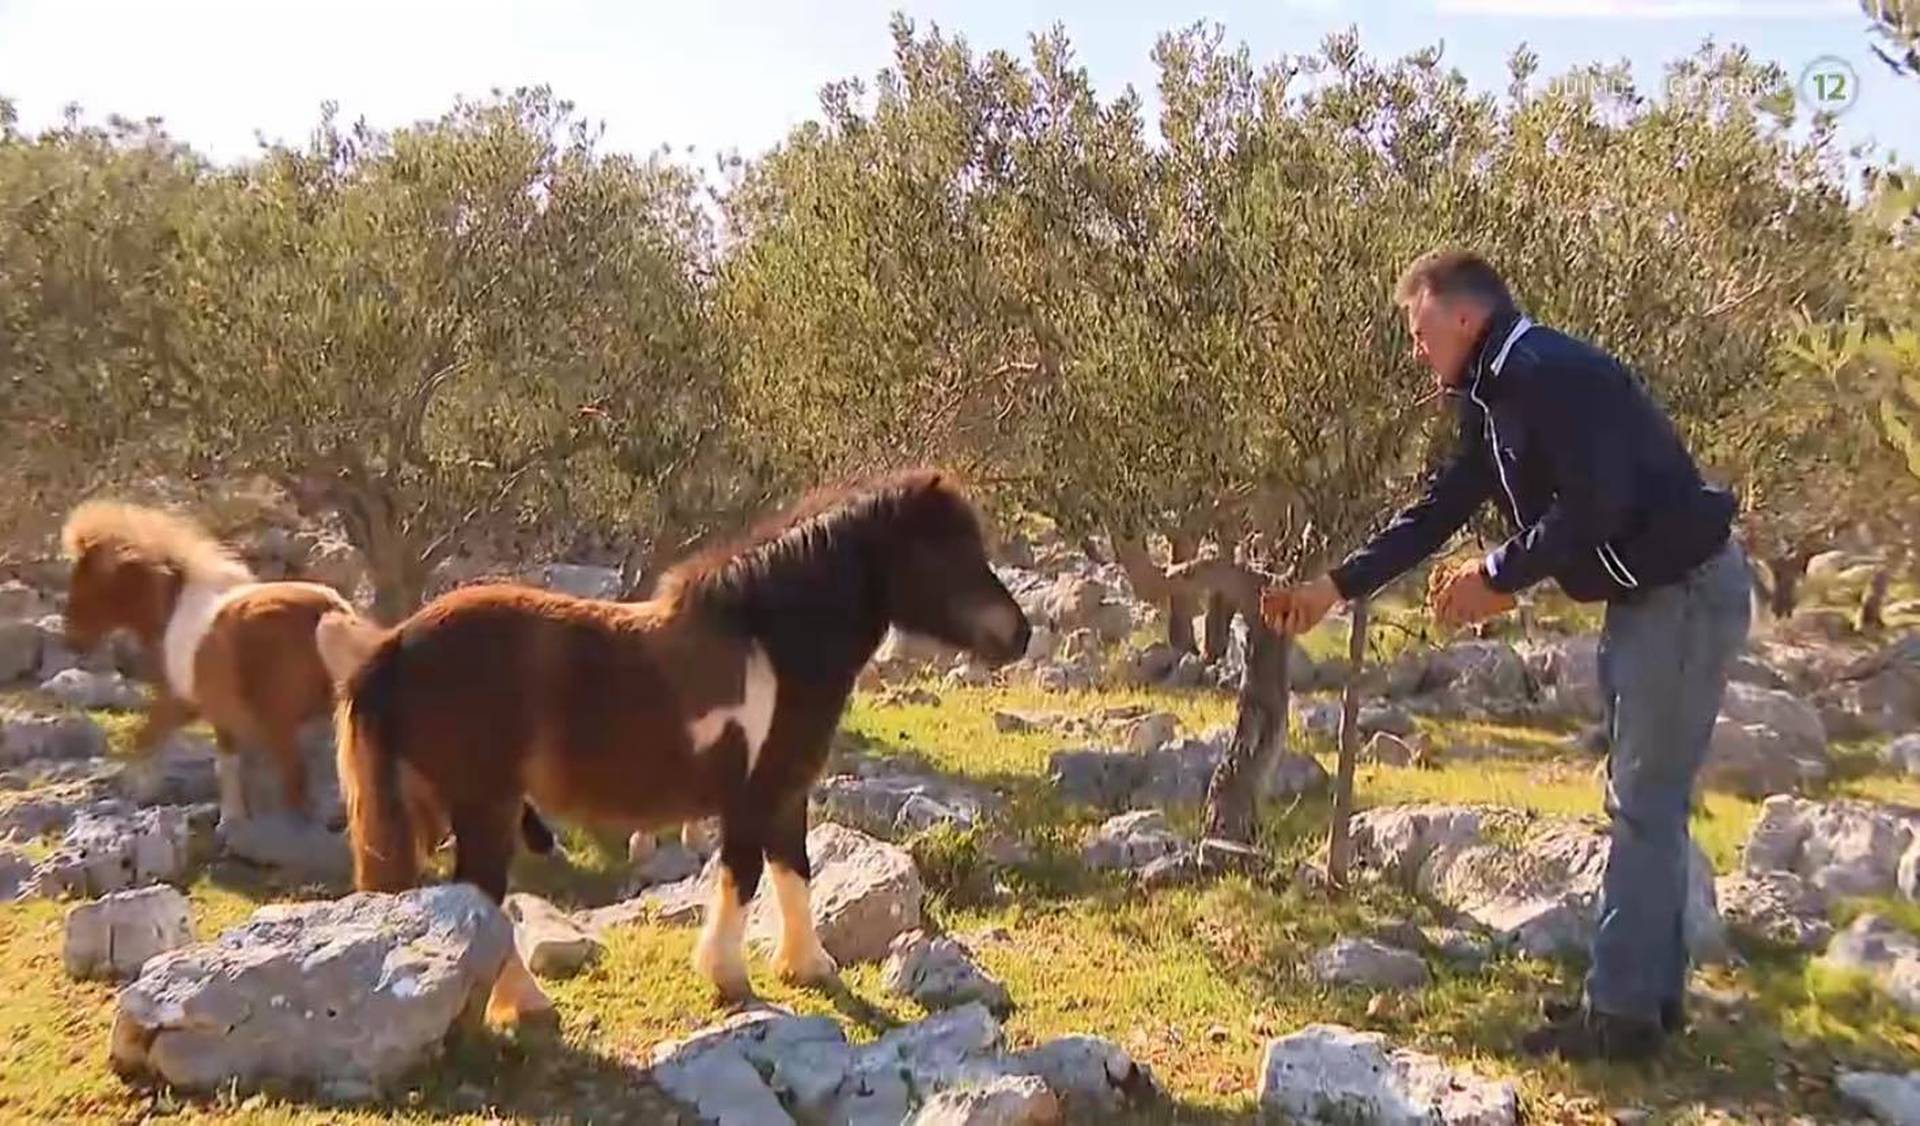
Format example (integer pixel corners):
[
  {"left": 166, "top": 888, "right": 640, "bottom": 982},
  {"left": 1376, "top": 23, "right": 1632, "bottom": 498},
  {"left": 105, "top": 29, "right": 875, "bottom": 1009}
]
[
  {"left": 766, "top": 796, "right": 836, "bottom": 987},
  {"left": 453, "top": 801, "right": 556, "bottom": 1026},
  {"left": 212, "top": 731, "right": 248, "bottom": 825},
  {"left": 263, "top": 728, "right": 313, "bottom": 823},
  {"left": 133, "top": 692, "right": 196, "bottom": 754},
  {"left": 694, "top": 818, "right": 762, "bottom": 1004}
]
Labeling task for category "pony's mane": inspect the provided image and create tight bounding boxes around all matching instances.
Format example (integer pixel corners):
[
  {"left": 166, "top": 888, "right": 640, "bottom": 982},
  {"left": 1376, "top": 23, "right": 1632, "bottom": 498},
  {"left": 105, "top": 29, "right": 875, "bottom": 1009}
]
[
  {"left": 653, "top": 467, "right": 975, "bottom": 609},
  {"left": 60, "top": 499, "right": 256, "bottom": 587}
]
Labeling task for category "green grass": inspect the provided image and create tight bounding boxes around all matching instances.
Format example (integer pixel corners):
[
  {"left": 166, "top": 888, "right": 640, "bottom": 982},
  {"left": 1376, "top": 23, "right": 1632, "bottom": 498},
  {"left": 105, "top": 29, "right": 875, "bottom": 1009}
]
[{"left": 6, "top": 669, "right": 1920, "bottom": 1123}]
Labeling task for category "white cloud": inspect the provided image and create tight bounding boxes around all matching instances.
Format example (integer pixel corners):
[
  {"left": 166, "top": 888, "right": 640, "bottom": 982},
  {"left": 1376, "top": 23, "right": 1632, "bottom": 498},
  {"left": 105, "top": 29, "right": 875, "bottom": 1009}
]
[{"left": 1435, "top": 0, "right": 1852, "bottom": 16}]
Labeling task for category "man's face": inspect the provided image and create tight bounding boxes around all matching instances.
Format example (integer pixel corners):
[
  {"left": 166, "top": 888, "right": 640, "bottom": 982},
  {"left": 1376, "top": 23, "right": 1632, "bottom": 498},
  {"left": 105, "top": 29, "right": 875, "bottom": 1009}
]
[{"left": 1405, "top": 287, "right": 1489, "bottom": 392}]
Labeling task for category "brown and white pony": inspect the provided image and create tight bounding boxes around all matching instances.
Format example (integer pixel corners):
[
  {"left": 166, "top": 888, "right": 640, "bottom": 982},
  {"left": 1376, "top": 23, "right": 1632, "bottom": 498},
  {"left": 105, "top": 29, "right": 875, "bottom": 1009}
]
[
  {"left": 58, "top": 499, "right": 367, "bottom": 825},
  {"left": 316, "top": 468, "right": 1030, "bottom": 1019}
]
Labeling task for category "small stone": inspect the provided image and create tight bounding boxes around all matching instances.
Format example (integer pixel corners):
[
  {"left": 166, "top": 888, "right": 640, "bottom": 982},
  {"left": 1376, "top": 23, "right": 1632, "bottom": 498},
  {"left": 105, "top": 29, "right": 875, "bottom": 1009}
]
[
  {"left": 1310, "top": 937, "right": 1432, "bottom": 990},
  {"left": 39, "top": 668, "right": 146, "bottom": 711},
  {"left": 505, "top": 893, "right": 604, "bottom": 979},
  {"left": 882, "top": 930, "right": 1013, "bottom": 1016},
  {"left": 910, "top": 1075, "right": 1062, "bottom": 1125},
  {"left": 63, "top": 885, "right": 193, "bottom": 979},
  {"left": 1207, "top": 1024, "right": 1230, "bottom": 1044}
]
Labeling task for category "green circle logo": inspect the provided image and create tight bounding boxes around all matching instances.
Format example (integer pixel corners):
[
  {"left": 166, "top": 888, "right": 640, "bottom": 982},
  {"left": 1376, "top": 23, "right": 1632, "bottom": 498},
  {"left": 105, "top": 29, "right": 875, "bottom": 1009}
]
[{"left": 1799, "top": 55, "right": 1861, "bottom": 116}]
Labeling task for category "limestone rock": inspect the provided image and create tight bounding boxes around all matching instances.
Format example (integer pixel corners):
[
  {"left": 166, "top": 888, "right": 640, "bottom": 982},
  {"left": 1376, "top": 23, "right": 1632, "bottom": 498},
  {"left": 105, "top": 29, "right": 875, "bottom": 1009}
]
[
  {"left": 1742, "top": 795, "right": 1920, "bottom": 899},
  {"left": 109, "top": 885, "right": 514, "bottom": 1094},
  {"left": 1082, "top": 810, "right": 1186, "bottom": 873},
  {"left": 63, "top": 885, "right": 193, "bottom": 980},
  {"left": 1257, "top": 1023, "right": 1518, "bottom": 1125},
  {"left": 505, "top": 893, "right": 603, "bottom": 979},
  {"left": 39, "top": 668, "right": 145, "bottom": 711},
  {"left": 745, "top": 822, "right": 923, "bottom": 966},
  {"left": 1820, "top": 913, "right": 1920, "bottom": 1014},
  {"left": 25, "top": 801, "right": 193, "bottom": 899},
  {"left": 1838, "top": 1070, "right": 1920, "bottom": 1125},
  {"left": 1, "top": 712, "right": 109, "bottom": 767},
  {"left": 883, "top": 930, "right": 1013, "bottom": 1016},
  {"left": 1310, "top": 938, "right": 1431, "bottom": 990},
  {"left": 909, "top": 1075, "right": 1061, "bottom": 1125},
  {"left": 1714, "top": 870, "right": 1833, "bottom": 950}
]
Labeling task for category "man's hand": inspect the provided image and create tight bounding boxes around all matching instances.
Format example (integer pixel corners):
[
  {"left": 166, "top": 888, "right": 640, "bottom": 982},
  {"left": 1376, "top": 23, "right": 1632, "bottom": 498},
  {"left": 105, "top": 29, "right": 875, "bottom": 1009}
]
[
  {"left": 1431, "top": 558, "right": 1517, "bottom": 627},
  {"left": 1259, "top": 574, "right": 1341, "bottom": 635}
]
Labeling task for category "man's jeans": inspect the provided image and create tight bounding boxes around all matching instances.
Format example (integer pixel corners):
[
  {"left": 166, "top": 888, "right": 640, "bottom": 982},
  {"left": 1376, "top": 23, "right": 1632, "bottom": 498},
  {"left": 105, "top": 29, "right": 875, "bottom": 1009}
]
[{"left": 1586, "top": 537, "right": 1752, "bottom": 1022}]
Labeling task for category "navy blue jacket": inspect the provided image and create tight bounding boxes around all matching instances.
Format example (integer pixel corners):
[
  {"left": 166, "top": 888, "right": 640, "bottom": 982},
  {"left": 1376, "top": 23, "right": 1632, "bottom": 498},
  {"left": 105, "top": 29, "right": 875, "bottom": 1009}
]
[{"left": 1328, "top": 307, "right": 1737, "bottom": 605}]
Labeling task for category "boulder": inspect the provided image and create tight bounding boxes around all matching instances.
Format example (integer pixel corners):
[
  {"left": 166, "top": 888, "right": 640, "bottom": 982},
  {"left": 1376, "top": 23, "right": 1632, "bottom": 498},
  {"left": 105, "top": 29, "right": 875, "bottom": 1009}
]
[
  {"left": 0, "top": 619, "right": 41, "bottom": 683},
  {"left": 1820, "top": 913, "right": 1920, "bottom": 1014},
  {"left": 109, "top": 885, "right": 515, "bottom": 1094},
  {"left": 909, "top": 1075, "right": 1062, "bottom": 1125},
  {"left": 1524, "top": 635, "right": 1602, "bottom": 719},
  {"left": 1713, "top": 870, "right": 1833, "bottom": 950},
  {"left": 505, "top": 893, "right": 603, "bottom": 979},
  {"left": 1702, "top": 683, "right": 1832, "bottom": 797},
  {"left": 0, "top": 842, "right": 31, "bottom": 899},
  {"left": 1123, "top": 711, "right": 1179, "bottom": 755},
  {"left": 1839, "top": 1070, "right": 1920, "bottom": 1125},
  {"left": 115, "top": 734, "right": 221, "bottom": 808},
  {"left": 217, "top": 813, "right": 353, "bottom": 881},
  {"left": 24, "top": 801, "right": 193, "bottom": 899},
  {"left": 39, "top": 668, "right": 145, "bottom": 711},
  {"left": 0, "top": 579, "right": 51, "bottom": 621},
  {"left": 1741, "top": 795, "right": 1920, "bottom": 899},
  {"left": 1424, "top": 640, "right": 1531, "bottom": 703},
  {"left": 1309, "top": 938, "right": 1431, "bottom": 990},
  {"left": 63, "top": 885, "right": 194, "bottom": 980},
  {"left": 1125, "top": 643, "right": 1182, "bottom": 687},
  {"left": 1, "top": 711, "right": 109, "bottom": 766},
  {"left": 813, "top": 771, "right": 1001, "bottom": 842},
  {"left": 1082, "top": 810, "right": 1186, "bottom": 873},
  {"left": 1257, "top": 1023, "right": 1518, "bottom": 1125},
  {"left": 1347, "top": 804, "right": 1487, "bottom": 885},
  {"left": 883, "top": 930, "right": 1013, "bottom": 1016},
  {"left": 1887, "top": 733, "right": 1920, "bottom": 777},
  {"left": 1352, "top": 804, "right": 1723, "bottom": 963},
  {"left": 744, "top": 823, "right": 923, "bottom": 966}
]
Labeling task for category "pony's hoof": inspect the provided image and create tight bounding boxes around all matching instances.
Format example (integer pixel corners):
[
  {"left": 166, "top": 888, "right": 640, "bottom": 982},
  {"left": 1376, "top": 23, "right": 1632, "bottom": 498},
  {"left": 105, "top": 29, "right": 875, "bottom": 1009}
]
[{"left": 774, "top": 944, "right": 840, "bottom": 988}]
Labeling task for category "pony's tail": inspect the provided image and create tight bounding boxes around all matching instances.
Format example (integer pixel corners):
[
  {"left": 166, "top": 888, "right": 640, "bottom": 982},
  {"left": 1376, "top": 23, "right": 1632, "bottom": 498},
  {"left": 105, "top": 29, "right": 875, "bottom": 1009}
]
[
  {"left": 315, "top": 610, "right": 387, "bottom": 686},
  {"left": 331, "top": 631, "right": 418, "bottom": 893}
]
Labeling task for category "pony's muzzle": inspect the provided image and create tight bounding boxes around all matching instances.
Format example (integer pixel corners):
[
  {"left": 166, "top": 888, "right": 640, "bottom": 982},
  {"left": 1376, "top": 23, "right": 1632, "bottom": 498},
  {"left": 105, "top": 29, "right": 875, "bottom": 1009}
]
[{"left": 970, "top": 598, "right": 1031, "bottom": 665}]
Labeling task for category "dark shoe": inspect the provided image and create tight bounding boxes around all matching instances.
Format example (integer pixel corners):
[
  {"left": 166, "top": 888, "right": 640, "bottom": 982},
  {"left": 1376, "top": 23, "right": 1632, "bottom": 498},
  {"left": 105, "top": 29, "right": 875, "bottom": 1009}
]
[
  {"left": 1521, "top": 1005, "right": 1666, "bottom": 1062},
  {"left": 1541, "top": 995, "right": 1685, "bottom": 1034}
]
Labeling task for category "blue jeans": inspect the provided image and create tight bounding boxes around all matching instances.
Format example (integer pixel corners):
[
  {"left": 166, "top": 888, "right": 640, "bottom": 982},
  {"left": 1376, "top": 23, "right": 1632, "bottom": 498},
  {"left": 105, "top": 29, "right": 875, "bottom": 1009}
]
[{"left": 1586, "top": 537, "right": 1752, "bottom": 1022}]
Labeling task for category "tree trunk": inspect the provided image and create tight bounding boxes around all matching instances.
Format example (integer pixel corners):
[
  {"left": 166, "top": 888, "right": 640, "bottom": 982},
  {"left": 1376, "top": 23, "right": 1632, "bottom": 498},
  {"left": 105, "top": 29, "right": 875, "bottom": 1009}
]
[
  {"left": 1167, "top": 534, "right": 1198, "bottom": 654},
  {"left": 330, "top": 485, "right": 429, "bottom": 624},
  {"left": 1202, "top": 593, "right": 1235, "bottom": 663},
  {"left": 1325, "top": 599, "right": 1370, "bottom": 886},
  {"left": 1858, "top": 566, "right": 1892, "bottom": 634},
  {"left": 1768, "top": 550, "right": 1814, "bottom": 619},
  {"left": 1200, "top": 620, "right": 1293, "bottom": 844}
]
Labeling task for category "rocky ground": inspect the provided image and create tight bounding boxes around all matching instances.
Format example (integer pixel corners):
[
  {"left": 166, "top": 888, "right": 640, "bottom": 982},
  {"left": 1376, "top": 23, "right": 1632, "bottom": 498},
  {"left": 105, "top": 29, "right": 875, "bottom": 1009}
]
[{"left": 4, "top": 533, "right": 1920, "bottom": 1123}]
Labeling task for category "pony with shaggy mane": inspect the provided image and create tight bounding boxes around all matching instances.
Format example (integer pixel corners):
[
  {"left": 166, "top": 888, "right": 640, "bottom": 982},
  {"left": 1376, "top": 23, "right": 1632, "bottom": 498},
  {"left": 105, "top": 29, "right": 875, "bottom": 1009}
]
[
  {"left": 60, "top": 499, "right": 362, "bottom": 824},
  {"left": 317, "top": 467, "right": 1031, "bottom": 1022}
]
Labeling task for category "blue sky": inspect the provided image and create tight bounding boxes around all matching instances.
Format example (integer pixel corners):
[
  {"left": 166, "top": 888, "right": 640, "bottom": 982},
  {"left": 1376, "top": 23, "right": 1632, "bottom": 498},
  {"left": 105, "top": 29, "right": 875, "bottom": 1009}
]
[{"left": 1, "top": 0, "right": 1915, "bottom": 173}]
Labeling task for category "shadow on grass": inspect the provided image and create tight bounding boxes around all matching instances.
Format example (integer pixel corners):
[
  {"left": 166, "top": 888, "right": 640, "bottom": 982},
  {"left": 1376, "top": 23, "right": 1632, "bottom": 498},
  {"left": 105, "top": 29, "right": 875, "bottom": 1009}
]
[{"left": 126, "top": 1018, "right": 690, "bottom": 1124}]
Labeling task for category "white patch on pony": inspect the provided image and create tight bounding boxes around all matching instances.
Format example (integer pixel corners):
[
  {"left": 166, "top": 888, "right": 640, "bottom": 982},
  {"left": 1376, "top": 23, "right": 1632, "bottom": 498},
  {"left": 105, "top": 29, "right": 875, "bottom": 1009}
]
[
  {"left": 163, "top": 579, "right": 347, "bottom": 704},
  {"left": 686, "top": 642, "right": 778, "bottom": 773},
  {"left": 162, "top": 578, "right": 254, "bottom": 705}
]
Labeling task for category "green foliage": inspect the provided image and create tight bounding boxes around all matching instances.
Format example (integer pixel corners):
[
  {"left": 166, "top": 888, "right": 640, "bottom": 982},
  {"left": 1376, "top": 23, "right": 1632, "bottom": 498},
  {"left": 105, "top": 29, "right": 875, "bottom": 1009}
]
[{"left": 0, "top": 20, "right": 1900, "bottom": 607}]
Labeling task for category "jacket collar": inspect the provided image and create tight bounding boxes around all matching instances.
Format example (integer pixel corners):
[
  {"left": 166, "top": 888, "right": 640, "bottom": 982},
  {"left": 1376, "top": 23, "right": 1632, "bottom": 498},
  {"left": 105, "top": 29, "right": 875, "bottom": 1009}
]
[{"left": 1465, "top": 305, "right": 1531, "bottom": 401}]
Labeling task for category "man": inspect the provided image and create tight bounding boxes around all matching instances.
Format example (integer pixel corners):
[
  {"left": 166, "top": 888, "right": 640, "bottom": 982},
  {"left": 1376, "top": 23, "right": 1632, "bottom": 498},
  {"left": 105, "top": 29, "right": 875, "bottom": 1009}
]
[{"left": 1263, "top": 248, "right": 1752, "bottom": 1062}]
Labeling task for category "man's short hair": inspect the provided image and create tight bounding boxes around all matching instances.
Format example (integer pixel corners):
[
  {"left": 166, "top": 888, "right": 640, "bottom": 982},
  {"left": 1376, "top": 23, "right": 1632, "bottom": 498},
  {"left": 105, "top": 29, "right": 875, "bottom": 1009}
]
[{"left": 1395, "top": 248, "right": 1516, "bottom": 311}]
